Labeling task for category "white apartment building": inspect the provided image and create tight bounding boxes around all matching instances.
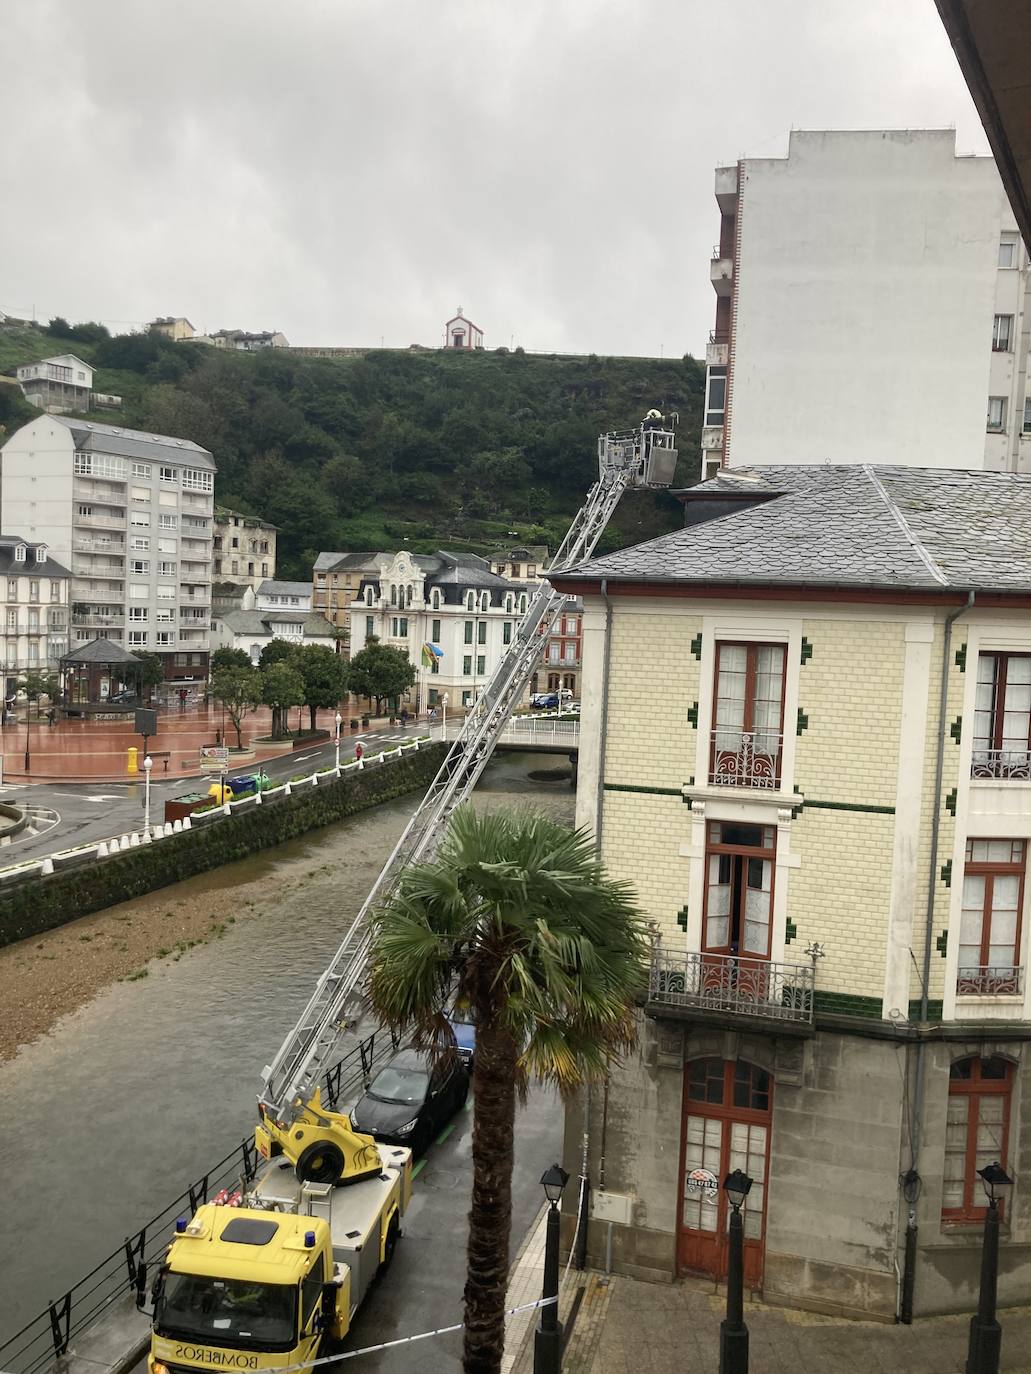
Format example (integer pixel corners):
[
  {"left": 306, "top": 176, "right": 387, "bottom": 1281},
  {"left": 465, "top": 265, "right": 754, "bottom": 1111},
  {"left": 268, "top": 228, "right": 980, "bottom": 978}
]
[
  {"left": 702, "top": 130, "right": 1031, "bottom": 477},
  {"left": 0, "top": 537, "right": 70, "bottom": 697},
  {"left": 347, "top": 550, "right": 529, "bottom": 711},
  {"left": 0, "top": 417, "right": 216, "bottom": 686}
]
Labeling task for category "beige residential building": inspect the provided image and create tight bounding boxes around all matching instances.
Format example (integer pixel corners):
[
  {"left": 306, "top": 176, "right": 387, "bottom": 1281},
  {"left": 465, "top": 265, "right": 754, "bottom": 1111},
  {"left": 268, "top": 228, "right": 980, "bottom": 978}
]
[
  {"left": 213, "top": 509, "right": 277, "bottom": 590},
  {"left": 148, "top": 317, "right": 196, "bottom": 341},
  {"left": 0, "top": 536, "right": 70, "bottom": 697},
  {"left": 552, "top": 463, "right": 1031, "bottom": 1323}
]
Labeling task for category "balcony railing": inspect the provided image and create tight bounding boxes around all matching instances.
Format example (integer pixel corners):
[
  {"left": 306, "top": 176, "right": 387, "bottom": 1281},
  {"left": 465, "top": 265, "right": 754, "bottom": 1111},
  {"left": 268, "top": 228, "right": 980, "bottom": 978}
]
[
  {"left": 709, "top": 729, "right": 783, "bottom": 789},
  {"left": 708, "top": 329, "right": 731, "bottom": 345},
  {"left": 957, "top": 965, "right": 1025, "bottom": 997},
  {"left": 649, "top": 949, "right": 815, "bottom": 1026},
  {"left": 971, "top": 748, "right": 1031, "bottom": 780},
  {"left": 75, "top": 511, "right": 126, "bottom": 528}
]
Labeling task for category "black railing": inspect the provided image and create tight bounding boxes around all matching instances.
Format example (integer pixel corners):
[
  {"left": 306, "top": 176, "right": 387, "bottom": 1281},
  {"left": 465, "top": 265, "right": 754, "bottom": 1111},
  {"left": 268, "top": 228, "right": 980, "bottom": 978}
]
[{"left": 0, "top": 1028, "right": 399, "bottom": 1374}]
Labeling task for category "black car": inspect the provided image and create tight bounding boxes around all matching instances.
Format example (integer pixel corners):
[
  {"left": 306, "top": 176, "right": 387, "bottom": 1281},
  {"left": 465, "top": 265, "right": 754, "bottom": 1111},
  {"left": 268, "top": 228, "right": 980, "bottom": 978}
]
[
  {"left": 108, "top": 689, "right": 137, "bottom": 704},
  {"left": 349, "top": 1047, "right": 469, "bottom": 1155}
]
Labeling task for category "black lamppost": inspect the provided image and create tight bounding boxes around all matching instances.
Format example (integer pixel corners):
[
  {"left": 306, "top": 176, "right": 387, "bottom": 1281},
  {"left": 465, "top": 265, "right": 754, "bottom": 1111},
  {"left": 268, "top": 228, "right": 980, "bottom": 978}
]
[
  {"left": 720, "top": 1168, "right": 753, "bottom": 1374},
  {"left": 966, "top": 1161, "right": 1013, "bottom": 1374},
  {"left": 899, "top": 1167, "right": 922, "bottom": 1324},
  {"left": 534, "top": 1162, "right": 569, "bottom": 1374}
]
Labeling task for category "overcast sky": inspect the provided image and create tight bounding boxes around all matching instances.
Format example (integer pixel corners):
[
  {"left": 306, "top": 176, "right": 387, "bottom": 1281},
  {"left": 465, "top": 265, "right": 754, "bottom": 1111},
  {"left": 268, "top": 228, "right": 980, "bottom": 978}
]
[{"left": 2, "top": 0, "right": 989, "bottom": 358}]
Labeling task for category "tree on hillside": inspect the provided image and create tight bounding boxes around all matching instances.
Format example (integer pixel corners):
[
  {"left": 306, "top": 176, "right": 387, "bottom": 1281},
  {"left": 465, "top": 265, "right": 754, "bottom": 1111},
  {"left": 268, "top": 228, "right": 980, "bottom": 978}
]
[
  {"left": 261, "top": 660, "right": 305, "bottom": 739},
  {"left": 294, "top": 644, "right": 349, "bottom": 731},
  {"left": 368, "top": 807, "right": 647, "bottom": 1374},
  {"left": 211, "top": 646, "right": 251, "bottom": 673},
  {"left": 348, "top": 637, "right": 415, "bottom": 716},
  {"left": 211, "top": 665, "right": 262, "bottom": 750}
]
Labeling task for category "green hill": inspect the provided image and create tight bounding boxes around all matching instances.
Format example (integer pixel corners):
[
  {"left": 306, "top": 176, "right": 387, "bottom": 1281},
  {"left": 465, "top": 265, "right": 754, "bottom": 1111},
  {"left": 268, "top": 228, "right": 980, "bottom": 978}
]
[{"left": 0, "top": 322, "right": 704, "bottom": 577}]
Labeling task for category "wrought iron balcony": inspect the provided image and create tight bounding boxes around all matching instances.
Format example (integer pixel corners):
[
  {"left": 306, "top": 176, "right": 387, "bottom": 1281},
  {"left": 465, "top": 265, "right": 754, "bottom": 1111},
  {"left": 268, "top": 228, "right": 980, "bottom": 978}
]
[
  {"left": 970, "top": 748, "right": 1031, "bottom": 780},
  {"left": 648, "top": 949, "right": 815, "bottom": 1026},
  {"left": 709, "top": 729, "right": 783, "bottom": 789},
  {"left": 957, "top": 965, "right": 1025, "bottom": 997}
]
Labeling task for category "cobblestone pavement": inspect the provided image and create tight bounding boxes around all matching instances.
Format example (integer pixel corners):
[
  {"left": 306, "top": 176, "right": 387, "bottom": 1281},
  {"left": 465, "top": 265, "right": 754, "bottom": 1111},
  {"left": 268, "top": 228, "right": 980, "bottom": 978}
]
[{"left": 503, "top": 1210, "right": 1031, "bottom": 1373}]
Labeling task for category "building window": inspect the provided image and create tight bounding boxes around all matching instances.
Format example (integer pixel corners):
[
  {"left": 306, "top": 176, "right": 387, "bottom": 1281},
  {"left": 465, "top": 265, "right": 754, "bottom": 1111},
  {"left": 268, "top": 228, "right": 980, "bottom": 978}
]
[
  {"left": 999, "top": 235, "right": 1018, "bottom": 269},
  {"left": 130, "top": 537, "right": 150, "bottom": 552},
  {"left": 29, "top": 580, "right": 39, "bottom": 601},
  {"left": 14, "top": 545, "right": 25, "bottom": 563},
  {"left": 943, "top": 1057, "right": 1012, "bottom": 1222},
  {"left": 390, "top": 584, "right": 398, "bottom": 606},
  {"left": 992, "top": 315, "right": 1014, "bottom": 352},
  {"left": 262, "top": 563, "right": 268, "bottom": 577},
  {"left": 705, "top": 365, "right": 727, "bottom": 426},
  {"left": 987, "top": 397, "right": 1007, "bottom": 432},
  {"left": 1023, "top": 398, "right": 1031, "bottom": 435},
  {"left": 564, "top": 643, "right": 576, "bottom": 663},
  {"left": 131, "top": 512, "right": 151, "bottom": 528},
  {"left": 431, "top": 588, "right": 442, "bottom": 610},
  {"left": 958, "top": 839, "right": 1025, "bottom": 995},
  {"left": 703, "top": 821, "right": 776, "bottom": 958},
  {"left": 392, "top": 617, "right": 408, "bottom": 636},
  {"left": 430, "top": 656, "right": 439, "bottom": 674},
  {"left": 27, "top": 641, "right": 38, "bottom": 664},
  {"left": 158, "top": 562, "right": 176, "bottom": 576},
  {"left": 366, "top": 615, "right": 374, "bottom": 637},
  {"left": 710, "top": 642, "right": 786, "bottom": 788},
  {"left": 129, "top": 607, "right": 147, "bottom": 621},
  {"left": 464, "top": 620, "right": 474, "bottom": 644},
  {"left": 479, "top": 592, "right": 489, "bottom": 612},
  {"left": 477, "top": 621, "right": 486, "bottom": 645},
  {"left": 972, "top": 653, "right": 1031, "bottom": 778},
  {"left": 159, "top": 466, "right": 176, "bottom": 483},
  {"left": 77, "top": 504, "right": 92, "bottom": 517},
  {"left": 35, "top": 546, "right": 46, "bottom": 565},
  {"left": 155, "top": 631, "right": 174, "bottom": 647},
  {"left": 159, "top": 514, "right": 178, "bottom": 530},
  {"left": 50, "top": 582, "right": 61, "bottom": 601},
  {"left": 6, "top": 579, "right": 15, "bottom": 601},
  {"left": 128, "top": 630, "right": 148, "bottom": 647},
  {"left": 476, "top": 655, "right": 486, "bottom": 675},
  {"left": 466, "top": 592, "right": 475, "bottom": 611},
  {"left": 365, "top": 586, "right": 374, "bottom": 606},
  {"left": 547, "top": 673, "right": 560, "bottom": 691},
  {"left": 6, "top": 610, "right": 15, "bottom": 630},
  {"left": 431, "top": 618, "right": 441, "bottom": 642},
  {"left": 562, "top": 673, "right": 575, "bottom": 691},
  {"left": 503, "top": 622, "right": 512, "bottom": 645},
  {"left": 504, "top": 593, "right": 514, "bottom": 614},
  {"left": 519, "top": 594, "right": 528, "bottom": 614},
  {"left": 130, "top": 560, "right": 149, "bottom": 575},
  {"left": 548, "top": 643, "right": 561, "bottom": 663},
  {"left": 132, "top": 462, "right": 151, "bottom": 479},
  {"left": 463, "top": 655, "right": 472, "bottom": 675}
]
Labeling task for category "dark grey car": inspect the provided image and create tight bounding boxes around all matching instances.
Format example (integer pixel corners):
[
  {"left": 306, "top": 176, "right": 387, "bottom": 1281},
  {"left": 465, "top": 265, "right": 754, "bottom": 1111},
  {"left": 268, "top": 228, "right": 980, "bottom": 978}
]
[{"left": 349, "top": 1047, "right": 469, "bottom": 1156}]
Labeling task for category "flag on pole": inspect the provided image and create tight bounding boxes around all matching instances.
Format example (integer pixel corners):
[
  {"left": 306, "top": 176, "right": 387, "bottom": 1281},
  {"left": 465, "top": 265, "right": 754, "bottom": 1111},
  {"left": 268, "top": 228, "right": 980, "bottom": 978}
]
[{"left": 421, "top": 642, "right": 444, "bottom": 667}]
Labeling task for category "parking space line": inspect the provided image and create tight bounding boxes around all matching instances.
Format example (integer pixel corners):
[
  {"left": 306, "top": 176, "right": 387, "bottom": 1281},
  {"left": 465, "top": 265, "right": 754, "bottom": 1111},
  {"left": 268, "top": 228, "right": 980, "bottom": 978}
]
[
  {"left": 411, "top": 1158, "right": 427, "bottom": 1180},
  {"left": 435, "top": 1122, "right": 455, "bottom": 1146}
]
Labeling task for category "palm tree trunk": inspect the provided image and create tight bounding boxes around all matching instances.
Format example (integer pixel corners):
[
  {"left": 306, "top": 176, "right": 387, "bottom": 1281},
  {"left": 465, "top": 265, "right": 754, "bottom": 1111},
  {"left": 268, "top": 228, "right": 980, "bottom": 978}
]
[{"left": 463, "top": 1019, "right": 518, "bottom": 1374}]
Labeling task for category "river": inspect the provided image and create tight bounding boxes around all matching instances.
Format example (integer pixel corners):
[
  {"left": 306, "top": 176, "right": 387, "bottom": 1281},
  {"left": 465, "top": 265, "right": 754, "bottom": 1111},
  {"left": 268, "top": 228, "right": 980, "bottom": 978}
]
[{"left": 0, "top": 752, "right": 573, "bottom": 1340}]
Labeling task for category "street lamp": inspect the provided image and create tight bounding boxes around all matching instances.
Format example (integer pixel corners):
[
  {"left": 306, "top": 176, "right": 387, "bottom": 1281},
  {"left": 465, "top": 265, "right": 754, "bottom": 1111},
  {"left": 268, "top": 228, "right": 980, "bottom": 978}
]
[
  {"left": 899, "top": 1167, "right": 922, "bottom": 1324},
  {"left": 334, "top": 711, "right": 342, "bottom": 770},
  {"left": 143, "top": 755, "right": 153, "bottom": 836},
  {"left": 534, "top": 1163, "right": 569, "bottom": 1374},
  {"left": 720, "top": 1168, "right": 753, "bottom": 1374},
  {"left": 966, "top": 1161, "right": 1013, "bottom": 1374},
  {"left": 441, "top": 692, "right": 449, "bottom": 741}
]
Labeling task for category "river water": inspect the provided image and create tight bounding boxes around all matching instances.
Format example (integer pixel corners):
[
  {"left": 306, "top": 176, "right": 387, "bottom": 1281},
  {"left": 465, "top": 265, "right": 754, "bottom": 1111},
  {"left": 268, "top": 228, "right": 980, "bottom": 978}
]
[{"left": 0, "top": 753, "right": 573, "bottom": 1340}]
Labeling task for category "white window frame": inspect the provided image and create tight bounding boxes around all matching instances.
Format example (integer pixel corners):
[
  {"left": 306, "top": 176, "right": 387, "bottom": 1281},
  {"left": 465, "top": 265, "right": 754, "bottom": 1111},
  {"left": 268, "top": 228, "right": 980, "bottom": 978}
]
[
  {"left": 993, "top": 315, "right": 1014, "bottom": 352},
  {"left": 988, "top": 397, "right": 1008, "bottom": 433}
]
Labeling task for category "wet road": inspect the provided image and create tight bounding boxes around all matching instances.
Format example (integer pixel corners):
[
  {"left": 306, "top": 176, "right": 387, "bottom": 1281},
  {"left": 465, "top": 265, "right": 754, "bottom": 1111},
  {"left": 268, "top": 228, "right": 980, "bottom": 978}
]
[{"left": 0, "top": 751, "right": 572, "bottom": 1341}]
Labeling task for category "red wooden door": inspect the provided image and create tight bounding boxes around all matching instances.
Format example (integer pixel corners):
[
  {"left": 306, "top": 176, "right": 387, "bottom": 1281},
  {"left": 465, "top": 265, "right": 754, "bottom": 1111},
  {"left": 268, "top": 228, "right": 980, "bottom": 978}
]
[{"left": 678, "top": 1058, "right": 772, "bottom": 1289}]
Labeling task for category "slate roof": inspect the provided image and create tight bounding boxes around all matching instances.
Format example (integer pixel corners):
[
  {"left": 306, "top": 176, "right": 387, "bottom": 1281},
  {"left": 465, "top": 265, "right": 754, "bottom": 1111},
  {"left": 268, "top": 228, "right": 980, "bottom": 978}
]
[
  {"left": 42, "top": 416, "right": 216, "bottom": 469},
  {"left": 216, "top": 610, "right": 336, "bottom": 636},
  {"left": 257, "top": 579, "right": 311, "bottom": 598},
  {"left": 0, "top": 537, "right": 70, "bottom": 578},
  {"left": 313, "top": 551, "right": 380, "bottom": 573},
  {"left": 62, "top": 637, "right": 140, "bottom": 664},
  {"left": 560, "top": 465, "right": 1031, "bottom": 594}
]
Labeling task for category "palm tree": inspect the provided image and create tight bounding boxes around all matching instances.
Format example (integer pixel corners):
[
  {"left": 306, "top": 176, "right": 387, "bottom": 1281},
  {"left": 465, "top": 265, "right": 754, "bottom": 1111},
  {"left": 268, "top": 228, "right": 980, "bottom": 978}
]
[{"left": 367, "top": 804, "right": 647, "bottom": 1374}]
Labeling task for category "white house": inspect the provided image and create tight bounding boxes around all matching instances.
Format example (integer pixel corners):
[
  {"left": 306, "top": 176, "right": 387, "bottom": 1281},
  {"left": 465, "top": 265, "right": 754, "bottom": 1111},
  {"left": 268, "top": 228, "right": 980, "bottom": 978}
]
[
  {"left": 0, "top": 536, "right": 70, "bottom": 697},
  {"left": 211, "top": 581, "right": 336, "bottom": 663},
  {"left": 16, "top": 355, "right": 93, "bottom": 414},
  {"left": 255, "top": 579, "right": 312, "bottom": 613},
  {"left": 701, "top": 130, "right": 1031, "bottom": 477}
]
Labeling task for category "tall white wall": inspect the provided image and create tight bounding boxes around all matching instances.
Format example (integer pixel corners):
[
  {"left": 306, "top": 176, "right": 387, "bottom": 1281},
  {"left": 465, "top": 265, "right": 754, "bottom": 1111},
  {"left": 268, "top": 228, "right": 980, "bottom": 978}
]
[
  {"left": 0, "top": 416, "right": 75, "bottom": 559},
  {"left": 729, "top": 130, "right": 1014, "bottom": 470}
]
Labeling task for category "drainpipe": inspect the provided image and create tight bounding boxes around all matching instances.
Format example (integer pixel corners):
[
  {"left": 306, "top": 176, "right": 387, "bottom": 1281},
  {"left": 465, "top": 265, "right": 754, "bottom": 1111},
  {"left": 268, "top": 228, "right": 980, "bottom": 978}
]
[
  {"left": 900, "top": 590, "right": 975, "bottom": 1323},
  {"left": 594, "top": 578, "right": 614, "bottom": 848}
]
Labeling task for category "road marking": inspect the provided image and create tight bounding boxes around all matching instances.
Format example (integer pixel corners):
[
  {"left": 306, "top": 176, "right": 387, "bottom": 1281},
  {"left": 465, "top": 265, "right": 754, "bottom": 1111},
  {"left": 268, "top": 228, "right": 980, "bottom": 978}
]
[
  {"left": 411, "top": 1158, "right": 427, "bottom": 1180},
  {"left": 51, "top": 793, "right": 125, "bottom": 802},
  {"left": 435, "top": 1122, "right": 455, "bottom": 1146}
]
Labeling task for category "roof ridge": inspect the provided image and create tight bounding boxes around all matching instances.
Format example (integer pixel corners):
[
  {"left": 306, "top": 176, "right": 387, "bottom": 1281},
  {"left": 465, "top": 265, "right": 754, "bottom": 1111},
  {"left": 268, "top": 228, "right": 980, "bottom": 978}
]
[{"left": 861, "top": 466, "right": 949, "bottom": 586}]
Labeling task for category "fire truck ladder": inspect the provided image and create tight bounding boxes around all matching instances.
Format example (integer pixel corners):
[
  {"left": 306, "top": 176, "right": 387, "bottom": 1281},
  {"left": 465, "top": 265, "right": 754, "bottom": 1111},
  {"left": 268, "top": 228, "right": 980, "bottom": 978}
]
[{"left": 259, "top": 421, "right": 677, "bottom": 1124}]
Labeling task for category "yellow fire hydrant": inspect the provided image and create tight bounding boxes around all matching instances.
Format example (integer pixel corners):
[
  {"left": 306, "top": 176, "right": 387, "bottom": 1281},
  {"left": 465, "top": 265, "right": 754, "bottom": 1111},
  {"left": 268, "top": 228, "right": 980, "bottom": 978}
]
[{"left": 127, "top": 745, "right": 138, "bottom": 775}]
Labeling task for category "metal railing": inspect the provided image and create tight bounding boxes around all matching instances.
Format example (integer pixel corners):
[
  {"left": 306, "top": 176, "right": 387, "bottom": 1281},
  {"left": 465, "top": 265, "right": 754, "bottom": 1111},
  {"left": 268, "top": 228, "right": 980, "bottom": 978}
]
[
  {"left": 75, "top": 512, "right": 126, "bottom": 528},
  {"left": 970, "top": 748, "right": 1031, "bottom": 780},
  {"left": 956, "top": 965, "right": 1025, "bottom": 997},
  {"left": 0, "top": 1029, "right": 399, "bottom": 1374},
  {"left": 708, "top": 329, "right": 730, "bottom": 345},
  {"left": 648, "top": 949, "right": 816, "bottom": 1025},
  {"left": 709, "top": 729, "right": 783, "bottom": 789}
]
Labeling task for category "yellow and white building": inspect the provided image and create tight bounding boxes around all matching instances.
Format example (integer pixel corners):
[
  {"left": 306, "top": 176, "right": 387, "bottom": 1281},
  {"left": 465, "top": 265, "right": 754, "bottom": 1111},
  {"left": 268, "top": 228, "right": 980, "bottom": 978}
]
[{"left": 552, "top": 463, "right": 1031, "bottom": 1321}]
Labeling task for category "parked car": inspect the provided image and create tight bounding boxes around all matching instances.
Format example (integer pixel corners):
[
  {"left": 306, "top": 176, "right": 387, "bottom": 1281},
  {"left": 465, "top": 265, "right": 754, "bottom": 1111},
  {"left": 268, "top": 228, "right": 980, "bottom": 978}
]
[
  {"left": 109, "top": 689, "right": 137, "bottom": 704},
  {"left": 448, "top": 1015, "right": 476, "bottom": 1073},
  {"left": 349, "top": 1047, "right": 469, "bottom": 1155},
  {"left": 530, "top": 692, "right": 560, "bottom": 710}
]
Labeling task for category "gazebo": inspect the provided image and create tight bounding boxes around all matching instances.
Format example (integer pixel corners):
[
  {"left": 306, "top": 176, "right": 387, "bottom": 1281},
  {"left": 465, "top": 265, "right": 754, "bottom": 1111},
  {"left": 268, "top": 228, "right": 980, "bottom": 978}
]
[{"left": 61, "top": 638, "right": 142, "bottom": 709}]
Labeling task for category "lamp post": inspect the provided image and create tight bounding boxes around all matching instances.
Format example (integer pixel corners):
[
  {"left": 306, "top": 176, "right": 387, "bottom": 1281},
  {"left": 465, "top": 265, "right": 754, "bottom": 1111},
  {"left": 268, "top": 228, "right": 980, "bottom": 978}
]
[
  {"left": 899, "top": 1167, "right": 922, "bottom": 1324},
  {"left": 143, "top": 754, "right": 153, "bottom": 836},
  {"left": 534, "top": 1162, "right": 569, "bottom": 1374},
  {"left": 441, "top": 692, "right": 449, "bottom": 742},
  {"left": 720, "top": 1168, "right": 753, "bottom": 1374},
  {"left": 966, "top": 1161, "right": 1013, "bottom": 1374},
  {"left": 334, "top": 711, "right": 342, "bottom": 770}
]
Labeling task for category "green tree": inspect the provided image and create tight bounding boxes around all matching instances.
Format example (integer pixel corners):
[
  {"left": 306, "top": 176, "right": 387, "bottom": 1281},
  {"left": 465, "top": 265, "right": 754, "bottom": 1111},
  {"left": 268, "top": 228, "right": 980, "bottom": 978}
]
[
  {"left": 347, "top": 637, "right": 415, "bottom": 715},
  {"left": 211, "top": 646, "right": 252, "bottom": 673},
  {"left": 294, "top": 644, "right": 349, "bottom": 731},
  {"left": 368, "top": 807, "right": 646, "bottom": 1374},
  {"left": 211, "top": 665, "right": 262, "bottom": 749},
  {"left": 129, "top": 651, "right": 164, "bottom": 702},
  {"left": 261, "top": 660, "right": 305, "bottom": 739},
  {"left": 19, "top": 671, "right": 59, "bottom": 715},
  {"left": 258, "top": 638, "right": 298, "bottom": 669}
]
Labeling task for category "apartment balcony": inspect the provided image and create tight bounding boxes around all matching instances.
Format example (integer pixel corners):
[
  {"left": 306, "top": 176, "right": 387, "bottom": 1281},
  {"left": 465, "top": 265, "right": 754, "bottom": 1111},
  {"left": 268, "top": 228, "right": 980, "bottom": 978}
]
[
  {"left": 706, "top": 339, "right": 729, "bottom": 367},
  {"left": 700, "top": 425, "right": 725, "bottom": 453},
  {"left": 709, "top": 729, "right": 783, "bottom": 789},
  {"left": 957, "top": 965, "right": 1025, "bottom": 997},
  {"left": 75, "top": 510, "right": 126, "bottom": 529},
  {"left": 710, "top": 248, "right": 734, "bottom": 297},
  {"left": 715, "top": 164, "right": 738, "bottom": 213},
  {"left": 648, "top": 949, "right": 815, "bottom": 1029},
  {"left": 72, "top": 558, "right": 125, "bottom": 579},
  {"left": 179, "top": 592, "right": 210, "bottom": 605},
  {"left": 971, "top": 748, "right": 1031, "bottom": 780},
  {"left": 71, "top": 613, "right": 124, "bottom": 629},
  {"left": 74, "top": 537, "right": 125, "bottom": 555},
  {"left": 74, "top": 483, "right": 127, "bottom": 506},
  {"left": 72, "top": 580, "right": 125, "bottom": 599},
  {"left": 181, "top": 493, "right": 213, "bottom": 512}
]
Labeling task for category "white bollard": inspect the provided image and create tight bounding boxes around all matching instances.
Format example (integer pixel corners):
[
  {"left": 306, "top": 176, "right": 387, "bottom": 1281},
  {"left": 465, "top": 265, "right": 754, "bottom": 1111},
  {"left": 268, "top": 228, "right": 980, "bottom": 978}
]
[
  {"left": 182, "top": 815, "right": 192, "bottom": 830},
  {"left": 378, "top": 752, "right": 385, "bottom": 764},
  {"left": 141, "top": 829, "right": 152, "bottom": 844},
  {"left": 222, "top": 803, "right": 231, "bottom": 817},
  {"left": 311, "top": 773, "right": 319, "bottom": 787},
  {"left": 119, "top": 834, "right": 130, "bottom": 852},
  {"left": 40, "top": 857, "right": 54, "bottom": 876},
  {"left": 357, "top": 757, "right": 364, "bottom": 770},
  {"left": 164, "top": 822, "right": 174, "bottom": 836},
  {"left": 129, "top": 832, "right": 139, "bottom": 848},
  {"left": 152, "top": 825, "right": 164, "bottom": 841},
  {"left": 254, "top": 792, "right": 262, "bottom": 805},
  {"left": 96, "top": 841, "right": 108, "bottom": 858},
  {"left": 284, "top": 782, "right": 292, "bottom": 796},
  {"left": 172, "top": 819, "right": 183, "bottom": 834}
]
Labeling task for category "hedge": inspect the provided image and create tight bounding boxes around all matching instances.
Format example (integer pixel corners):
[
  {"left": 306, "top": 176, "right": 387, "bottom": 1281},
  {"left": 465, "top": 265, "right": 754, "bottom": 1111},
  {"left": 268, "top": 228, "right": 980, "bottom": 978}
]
[{"left": 0, "top": 743, "right": 446, "bottom": 948}]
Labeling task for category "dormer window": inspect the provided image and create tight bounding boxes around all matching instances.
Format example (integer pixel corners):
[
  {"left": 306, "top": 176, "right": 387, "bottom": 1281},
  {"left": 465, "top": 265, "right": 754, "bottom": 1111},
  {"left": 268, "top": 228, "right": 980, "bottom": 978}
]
[
  {"left": 466, "top": 591, "right": 475, "bottom": 611},
  {"left": 431, "top": 589, "right": 441, "bottom": 610},
  {"left": 365, "top": 586, "right": 374, "bottom": 606},
  {"left": 14, "top": 545, "right": 26, "bottom": 563},
  {"left": 35, "top": 546, "right": 46, "bottom": 564},
  {"left": 479, "top": 591, "right": 490, "bottom": 612},
  {"left": 505, "top": 593, "right": 514, "bottom": 614},
  {"left": 518, "top": 594, "right": 528, "bottom": 614}
]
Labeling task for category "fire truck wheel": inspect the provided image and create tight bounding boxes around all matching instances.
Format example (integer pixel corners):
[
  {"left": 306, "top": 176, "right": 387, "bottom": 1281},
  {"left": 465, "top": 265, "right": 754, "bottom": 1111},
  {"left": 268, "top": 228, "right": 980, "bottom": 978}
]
[
  {"left": 296, "top": 1141, "right": 345, "bottom": 1185},
  {"left": 380, "top": 1212, "right": 400, "bottom": 1273}
]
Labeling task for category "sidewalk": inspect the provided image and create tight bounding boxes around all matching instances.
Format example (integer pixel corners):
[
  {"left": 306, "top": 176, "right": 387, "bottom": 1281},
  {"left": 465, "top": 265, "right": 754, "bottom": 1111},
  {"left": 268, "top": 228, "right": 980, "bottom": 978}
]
[{"left": 503, "top": 1211, "right": 1031, "bottom": 1373}]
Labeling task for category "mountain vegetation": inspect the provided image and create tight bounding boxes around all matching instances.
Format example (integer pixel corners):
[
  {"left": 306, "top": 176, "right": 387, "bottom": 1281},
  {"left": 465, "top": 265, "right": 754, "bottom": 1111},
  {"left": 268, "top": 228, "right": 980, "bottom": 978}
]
[{"left": 0, "top": 321, "right": 705, "bottom": 578}]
